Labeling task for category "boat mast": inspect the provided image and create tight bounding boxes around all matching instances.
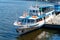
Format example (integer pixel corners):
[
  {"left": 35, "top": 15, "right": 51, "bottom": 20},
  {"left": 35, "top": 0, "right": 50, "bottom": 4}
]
[
  {"left": 16, "top": 8, "right": 18, "bottom": 22},
  {"left": 35, "top": 0, "right": 38, "bottom": 23},
  {"left": 36, "top": 0, "right": 38, "bottom": 6}
]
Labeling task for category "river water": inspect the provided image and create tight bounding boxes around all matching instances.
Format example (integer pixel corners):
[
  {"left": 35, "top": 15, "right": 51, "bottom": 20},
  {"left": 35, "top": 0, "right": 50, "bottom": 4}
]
[{"left": 0, "top": 1, "right": 60, "bottom": 40}]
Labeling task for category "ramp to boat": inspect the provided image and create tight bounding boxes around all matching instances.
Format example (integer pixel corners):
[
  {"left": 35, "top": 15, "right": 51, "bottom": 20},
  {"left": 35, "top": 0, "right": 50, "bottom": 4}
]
[{"left": 45, "top": 14, "right": 60, "bottom": 28}]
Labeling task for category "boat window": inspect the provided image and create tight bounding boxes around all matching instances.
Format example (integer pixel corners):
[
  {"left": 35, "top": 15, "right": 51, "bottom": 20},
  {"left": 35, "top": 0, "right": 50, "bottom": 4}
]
[
  {"left": 36, "top": 10, "right": 38, "bottom": 13},
  {"left": 44, "top": 17, "right": 45, "bottom": 19},
  {"left": 52, "top": 12, "right": 54, "bottom": 15},
  {"left": 33, "top": 10, "right": 35, "bottom": 13},
  {"left": 29, "top": 10, "right": 33, "bottom": 16},
  {"left": 18, "top": 19, "right": 26, "bottom": 22},
  {"left": 42, "top": 8, "right": 47, "bottom": 12},
  {"left": 39, "top": 8, "right": 47, "bottom": 12},
  {"left": 27, "top": 19, "right": 35, "bottom": 23},
  {"left": 30, "top": 10, "right": 32, "bottom": 12},
  {"left": 19, "top": 19, "right": 35, "bottom": 23},
  {"left": 30, "top": 10, "right": 36, "bottom": 13},
  {"left": 39, "top": 6, "right": 54, "bottom": 13},
  {"left": 36, "top": 18, "right": 42, "bottom": 22},
  {"left": 39, "top": 8, "right": 42, "bottom": 12}
]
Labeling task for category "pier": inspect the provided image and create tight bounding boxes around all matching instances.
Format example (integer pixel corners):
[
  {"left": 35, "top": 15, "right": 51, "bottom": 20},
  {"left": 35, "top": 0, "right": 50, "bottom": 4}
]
[
  {"left": 46, "top": 14, "right": 60, "bottom": 24},
  {"left": 45, "top": 14, "right": 60, "bottom": 28}
]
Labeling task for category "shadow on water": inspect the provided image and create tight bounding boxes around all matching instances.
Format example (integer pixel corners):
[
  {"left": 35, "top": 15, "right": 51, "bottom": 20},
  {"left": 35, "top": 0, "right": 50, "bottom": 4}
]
[
  {"left": 44, "top": 24, "right": 60, "bottom": 29},
  {"left": 16, "top": 24, "right": 60, "bottom": 40}
]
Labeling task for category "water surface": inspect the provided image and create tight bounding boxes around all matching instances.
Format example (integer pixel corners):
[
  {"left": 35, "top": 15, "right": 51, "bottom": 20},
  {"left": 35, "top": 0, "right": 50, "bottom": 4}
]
[{"left": 0, "top": 1, "right": 60, "bottom": 40}]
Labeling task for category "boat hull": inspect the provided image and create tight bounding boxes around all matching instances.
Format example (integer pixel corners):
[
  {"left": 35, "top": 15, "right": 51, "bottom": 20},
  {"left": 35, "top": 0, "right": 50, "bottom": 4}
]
[{"left": 16, "top": 23, "right": 44, "bottom": 35}]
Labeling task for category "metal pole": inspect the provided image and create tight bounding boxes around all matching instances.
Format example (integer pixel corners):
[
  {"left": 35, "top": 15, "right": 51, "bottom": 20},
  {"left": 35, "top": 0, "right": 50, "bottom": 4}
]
[{"left": 15, "top": 8, "right": 18, "bottom": 23}]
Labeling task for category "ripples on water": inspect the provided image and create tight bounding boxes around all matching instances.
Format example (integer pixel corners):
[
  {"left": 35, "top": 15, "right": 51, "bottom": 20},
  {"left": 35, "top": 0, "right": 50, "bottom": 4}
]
[
  {"left": 17, "top": 28, "right": 60, "bottom": 40},
  {"left": 0, "top": 1, "right": 60, "bottom": 40}
]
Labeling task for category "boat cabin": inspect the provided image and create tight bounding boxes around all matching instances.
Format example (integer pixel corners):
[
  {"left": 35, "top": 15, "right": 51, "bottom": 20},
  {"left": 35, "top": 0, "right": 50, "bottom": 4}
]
[{"left": 18, "top": 5, "right": 54, "bottom": 25}]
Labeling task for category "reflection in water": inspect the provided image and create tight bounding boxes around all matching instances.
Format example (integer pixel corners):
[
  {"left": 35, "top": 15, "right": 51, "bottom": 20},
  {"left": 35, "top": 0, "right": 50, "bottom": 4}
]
[
  {"left": 17, "top": 28, "right": 60, "bottom": 40},
  {"left": 35, "top": 31, "right": 50, "bottom": 40}
]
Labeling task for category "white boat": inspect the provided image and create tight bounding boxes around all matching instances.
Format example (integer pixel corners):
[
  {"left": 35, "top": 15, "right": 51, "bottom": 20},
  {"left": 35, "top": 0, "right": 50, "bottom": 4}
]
[{"left": 13, "top": 3, "right": 55, "bottom": 35}]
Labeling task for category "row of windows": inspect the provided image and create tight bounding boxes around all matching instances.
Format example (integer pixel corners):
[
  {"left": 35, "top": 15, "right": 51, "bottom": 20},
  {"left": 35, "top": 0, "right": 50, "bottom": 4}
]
[
  {"left": 36, "top": 18, "right": 42, "bottom": 22},
  {"left": 18, "top": 18, "right": 43, "bottom": 23},
  {"left": 18, "top": 12, "right": 54, "bottom": 23},
  {"left": 30, "top": 10, "right": 39, "bottom": 13},
  {"left": 18, "top": 19, "right": 35, "bottom": 23},
  {"left": 29, "top": 7, "right": 53, "bottom": 14}
]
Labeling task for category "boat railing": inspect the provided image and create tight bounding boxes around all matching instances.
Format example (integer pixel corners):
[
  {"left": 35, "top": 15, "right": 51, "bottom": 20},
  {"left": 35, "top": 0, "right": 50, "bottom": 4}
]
[{"left": 43, "top": 9, "right": 54, "bottom": 13}]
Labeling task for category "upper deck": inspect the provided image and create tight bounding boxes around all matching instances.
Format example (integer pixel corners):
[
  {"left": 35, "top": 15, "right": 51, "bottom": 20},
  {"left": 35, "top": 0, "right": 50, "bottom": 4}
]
[{"left": 19, "top": 4, "right": 54, "bottom": 20}]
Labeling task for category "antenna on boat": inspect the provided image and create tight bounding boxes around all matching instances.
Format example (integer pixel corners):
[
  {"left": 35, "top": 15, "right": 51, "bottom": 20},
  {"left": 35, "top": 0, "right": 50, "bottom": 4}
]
[
  {"left": 16, "top": 8, "right": 18, "bottom": 23},
  {"left": 36, "top": 0, "right": 37, "bottom": 6},
  {"left": 40, "top": 0, "right": 43, "bottom": 15},
  {"left": 15, "top": 8, "right": 18, "bottom": 22},
  {"left": 36, "top": 0, "right": 38, "bottom": 7}
]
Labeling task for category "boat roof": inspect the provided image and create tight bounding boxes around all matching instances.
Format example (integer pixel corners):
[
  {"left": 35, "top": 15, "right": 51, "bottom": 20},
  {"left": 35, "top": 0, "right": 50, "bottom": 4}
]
[
  {"left": 29, "top": 5, "right": 54, "bottom": 11},
  {"left": 29, "top": 2, "right": 54, "bottom": 10},
  {"left": 32, "top": 2, "right": 54, "bottom": 8},
  {"left": 39, "top": 4, "right": 54, "bottom": 8},
  {"left": 40, "top": 2, "right": 54, "bottom": 7}
]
